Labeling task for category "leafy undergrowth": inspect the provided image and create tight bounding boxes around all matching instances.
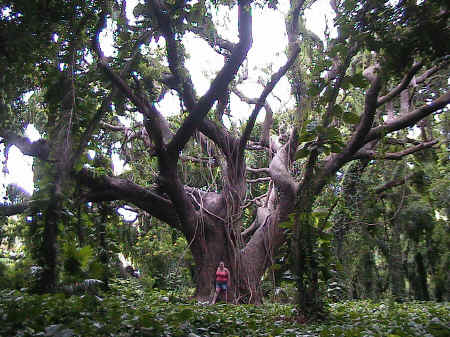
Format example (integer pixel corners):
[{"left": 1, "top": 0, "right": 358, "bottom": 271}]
[{"left": 0, "top": 279, "right": 448, "bottom": 337}]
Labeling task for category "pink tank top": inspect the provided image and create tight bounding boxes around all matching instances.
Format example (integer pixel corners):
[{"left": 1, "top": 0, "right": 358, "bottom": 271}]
[{"left": 216, "top": 269, "right": 228, "bottom": 282}]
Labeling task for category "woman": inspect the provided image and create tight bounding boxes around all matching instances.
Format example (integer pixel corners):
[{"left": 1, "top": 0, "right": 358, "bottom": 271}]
[{"left": 211, "top": 261, "right": 230, "bottom": 304}]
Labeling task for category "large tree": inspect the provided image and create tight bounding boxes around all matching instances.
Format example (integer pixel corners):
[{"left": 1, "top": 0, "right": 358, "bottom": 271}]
[{"left": 1, "top": 0, "right": 449, "bottom": 304}]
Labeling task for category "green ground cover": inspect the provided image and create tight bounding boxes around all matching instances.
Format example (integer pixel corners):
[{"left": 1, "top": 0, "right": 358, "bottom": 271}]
[{"left": 0, "top": 279, "right": 448, "bottom": 337}]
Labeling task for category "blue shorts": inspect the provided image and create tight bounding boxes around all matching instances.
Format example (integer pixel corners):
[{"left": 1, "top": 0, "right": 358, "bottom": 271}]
[{"left": 216, "top": 282, "right": 227, "bottom": 290}]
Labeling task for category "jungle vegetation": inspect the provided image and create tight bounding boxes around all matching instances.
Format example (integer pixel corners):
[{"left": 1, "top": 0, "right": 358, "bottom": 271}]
[{"left": 0, "top": 0, "right": 449, "bottom": 331}]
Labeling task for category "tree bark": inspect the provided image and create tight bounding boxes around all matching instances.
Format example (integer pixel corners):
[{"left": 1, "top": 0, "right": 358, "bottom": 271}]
[
  {"left": 387, "top": 221, "right": 406, "bottom": 301},
  {"left": 414, "top": 252, "right": 430, "bottom": 300},
  {"left": 38, "top": 200, "right": 60, "bottom": 292},
  {"left": 188, "top": 209, "right": 283, "bottom": 304},
  {"left": 294, "top": 192, "right": 325, "bottom": 317}
]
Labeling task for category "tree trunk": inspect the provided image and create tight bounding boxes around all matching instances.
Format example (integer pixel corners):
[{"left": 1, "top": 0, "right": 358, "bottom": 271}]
[
  {"left": 190, "top": 213, "right": 281, "bottom": 304},
  {"left": 185, "top": 134, "right": 293, "bottom": 304},
  {"left": 295, "top": 218, "right": 323, "bottom": 316},
  {"left": 294, "top": 191, "right": 326, "bottom": 318},
  {"left": 360, "top": 249, "right": 377, "bottom": 299},
  {"left": 38, "top": 198, "right": 61, "bottom": 293},
  {"left": 190, "top": 224, "right": 230, "bottom": 302},
  {"left": 414, "top": 252, "right": 430, "bottom": 300},
  {"left": 98, "top": 204, "right": 110, "bottom": 290},
  {"left": 388, "top": 224, "right": 406, "bottom": 301}
]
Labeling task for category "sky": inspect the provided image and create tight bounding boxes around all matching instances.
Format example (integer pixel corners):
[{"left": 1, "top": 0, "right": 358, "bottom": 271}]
[
  {"left": 0, "top": 0, "right": 335, "bottom": 200},
  {"left": 0, "top": 125, "right": 40, "bottom": 197}
]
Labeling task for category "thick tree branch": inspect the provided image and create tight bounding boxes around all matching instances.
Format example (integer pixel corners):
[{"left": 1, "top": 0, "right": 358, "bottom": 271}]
[
  {"left": 242, "top": 193, "right": 268, "bottom": 209},
  {"left": 0, "top": 201, "right": 38, "bottom": 216},
  {"left": 315, "top": 66, "right": 382, "bottom": 192},
  {"left": 240, "top": 132, "right": 299, "bottom": 274},
  {"left": 180, "top": 155, "right": 216, "bottom": 165},
  {"left": 166, "top": 0, "right": 253, "bottom": 158},
  {"left": 353, "top": 139, "right": 438, "bottom": 160},
  {"left": 365, "top": 90, "right": 450, "bottom": 142},
  {"left": 97, "top": 62, "right": 172, "bottom": 150},
  {"left": 136, "top": 0, "right": 251, "bottom": 238},
  {"left": 0, "top": 197, "right": 55, "bottom": 217},
  {"left": 0, "top": 131, "right": 49, "bottom": 160},
  {"left": 321, "top": 43, "right": 359, "bottom": 128},
  {"left": 345, "top": 66, "right": 383, "bottom": 152},
  {"left": 92, "top": 9, "right": 171, "bottom": 151},
  {"left": 100, "top": 121, "right": 130, "bottom": 131},
  {"left": 415, "top": 59, "right": 450, "bottom": 84},
  {"left": 198, "top": 119, "right": 237, "bottom": 157},
  {"left": 287, "top": 0, "right": 307, "bottom": 39},
  {"left": 260, "top": 104, "right": 273, "bottom": 146},
  {"left": 149, "top": 0, "right": 196, "bottom": 110},
  {"left": 0, "top": 203, "right": 28, "bottom": 216},
  {"left": 76, "top": 168, "right": 179, "bottom": 227},
  {"left": 190, "top": 24, "right": 236, "bottom": 56},
  {"left": 237, "top": 44, "right": 301, "bottom": 156},
  {"left": 83, "top": 28, "right": 152, "bottom": 161},
  {"left": 375, "top": 172, "right": 416, "bottom": 195},
  {"left": 246, "top": 167, "right": 271, "bottom": 175},
  {"left": 231, "top": 88, "right": 274, "bottom": 146},
  {"left": 247, "top": 177, "right": 271, "bottom": 184},
  {"left": 72, "top": 93, "right": 113, "bottom": 163},
  {"left": 384, "top": 137, "right": 421, "bottom": 146},
  {"left": 268, "top": 130, "right": 299, "bottom": 213},
  {"left": 377, "top": 62, "right": 423, "bottom": 107}
]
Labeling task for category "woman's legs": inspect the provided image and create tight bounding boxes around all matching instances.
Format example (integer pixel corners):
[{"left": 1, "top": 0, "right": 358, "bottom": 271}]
[{"left": 211, "top": 287, "right": 221, "bottom": 304}]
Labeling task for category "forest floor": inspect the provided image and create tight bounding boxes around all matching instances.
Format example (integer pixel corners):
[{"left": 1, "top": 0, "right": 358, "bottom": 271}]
[{"left": 0, "top": 279, "right": 448, "bottom": 337}]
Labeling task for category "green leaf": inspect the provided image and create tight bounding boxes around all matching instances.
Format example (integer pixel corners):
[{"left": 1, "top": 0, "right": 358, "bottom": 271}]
[
  {"left": 306, "top": 120, "right": 319, "bottom": 133},
  {"left": 307, "top": 83, "right": 322, "bottom": 96},
  {"left": 312, "top": 215, "right": 320, "bottom": 228},
  {"left": 298, "top": 132, "right": 316, "bottom": 142},
  {"left": 268, "top": 263, "right": 282, "bottom": 271},
  {"left": 333, "top": 105, "right": 344, "bottom": 117},
  {"left": 279, "top": 213, "right": 296, "bottom": 229},
  {"left": 341, "top": 76, "right": 352, "bottom": 90},
  {"left": 343, "top": 111, "right": 361, "bottom": 124},
  {"left": 295, "top": 147, "right": 310, "bottom": 160},
  {"left": 329, "top": 142, "right": 344, "bottom": 153},
  {"left": 319, "top": 145, "right": 331, "bottom": 155},
  {"left": 324, "top": 127, "right": 343, "bottom": 144},
  {"left": 175, "top": 308, "right": 194, "bottom": 321},
  {"left": 341, "top": 73, "right": 367, "bottom": 89},
  {"left": 350, "top": 73, "right": 367, "bottom": 87}
]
